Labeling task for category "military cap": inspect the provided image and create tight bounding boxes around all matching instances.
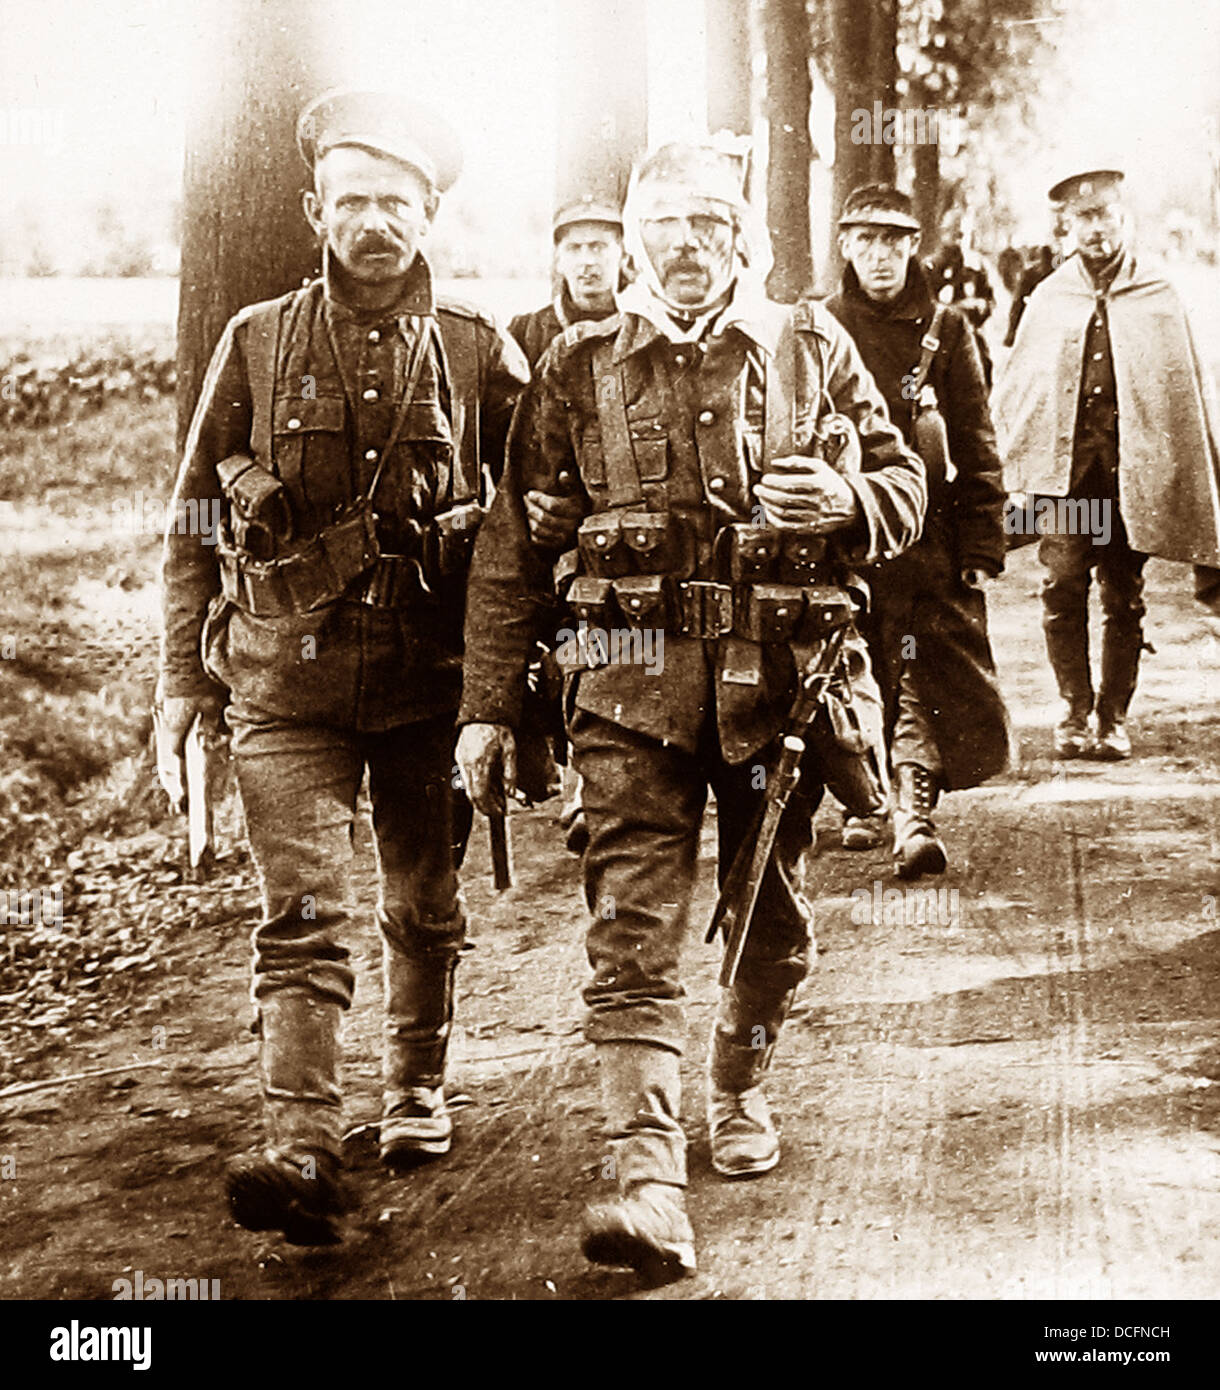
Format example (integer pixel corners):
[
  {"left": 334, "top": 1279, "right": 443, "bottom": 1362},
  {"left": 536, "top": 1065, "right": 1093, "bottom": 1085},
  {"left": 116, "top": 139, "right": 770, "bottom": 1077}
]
[
  {"left": 838, "top": 183, "right": 920, "bottom": 232},
  {"left": 553, "top": 194, "right": 623, "bottom": 240},
  {"left": 1047, "top": 168, "right": 1124, "bottom": 204},
  {"left": 632, "top": 139, "right": 750, "bottom": 217},
  {"left": 296, "top": 88, "right": 462, "bottom": 194}
]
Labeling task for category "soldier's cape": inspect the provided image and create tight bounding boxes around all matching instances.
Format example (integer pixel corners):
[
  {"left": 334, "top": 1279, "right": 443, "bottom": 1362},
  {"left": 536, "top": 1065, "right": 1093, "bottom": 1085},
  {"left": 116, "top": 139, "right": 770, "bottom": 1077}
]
[{"left": 995, "top": 250, "right": 1220, "bottom": 567}]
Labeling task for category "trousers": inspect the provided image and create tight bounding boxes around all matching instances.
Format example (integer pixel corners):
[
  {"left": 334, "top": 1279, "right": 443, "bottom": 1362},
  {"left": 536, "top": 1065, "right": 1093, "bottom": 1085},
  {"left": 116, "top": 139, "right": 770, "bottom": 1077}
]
[
  {"left": 227, "top": 703, "right": 470, "bottom": 1009},
  {"left": 572, "top": 707, "right": 819, "bottom": 1055}
]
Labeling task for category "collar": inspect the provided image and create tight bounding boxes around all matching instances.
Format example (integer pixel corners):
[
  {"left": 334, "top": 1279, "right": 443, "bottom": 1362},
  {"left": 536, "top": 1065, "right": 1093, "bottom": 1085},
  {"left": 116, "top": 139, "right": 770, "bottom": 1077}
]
[
  {"left": 323, "top": 248, "right": 436, "bottom": 324},
  {"left": 553, "top": 282, "right": 618, "bottom": 330},
  {"left": 613, "top": 275, "right": 784, "bottom": 362},
  {"left": 840, "top": 260, "right": 932, "bottom": 321}
]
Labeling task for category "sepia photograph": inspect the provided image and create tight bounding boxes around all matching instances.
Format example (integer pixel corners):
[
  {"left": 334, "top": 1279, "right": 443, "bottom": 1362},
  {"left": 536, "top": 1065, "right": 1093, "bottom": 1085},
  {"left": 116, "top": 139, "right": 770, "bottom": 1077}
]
[{"left": 0, "top": 0, "right": 1218, "bottom": 1352}]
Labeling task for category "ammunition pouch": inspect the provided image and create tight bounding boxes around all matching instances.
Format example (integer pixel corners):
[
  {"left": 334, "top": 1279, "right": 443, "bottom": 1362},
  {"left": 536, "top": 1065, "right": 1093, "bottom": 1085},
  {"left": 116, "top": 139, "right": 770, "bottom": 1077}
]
[
  {"left": 612, "top": 574, "right": 672, "bottom": 630},
  {"left": 425, "top": 501, "right": 485, "bottom": 581},
  {"left": 576, "top": 513, "right": 632, "bottom": 578},
  {"left": 216, "top": 452, "right": 291, "bottom": 560},
  {"left": 218, "top": 499, "right": 380, "bottom": 616}
]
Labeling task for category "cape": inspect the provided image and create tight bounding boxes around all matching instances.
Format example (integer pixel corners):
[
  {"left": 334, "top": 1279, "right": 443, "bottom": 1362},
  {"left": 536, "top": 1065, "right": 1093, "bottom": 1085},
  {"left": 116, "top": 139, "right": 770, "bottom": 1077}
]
[{"left": 994, "top": 251, "right": 1220, "bottom": 566}]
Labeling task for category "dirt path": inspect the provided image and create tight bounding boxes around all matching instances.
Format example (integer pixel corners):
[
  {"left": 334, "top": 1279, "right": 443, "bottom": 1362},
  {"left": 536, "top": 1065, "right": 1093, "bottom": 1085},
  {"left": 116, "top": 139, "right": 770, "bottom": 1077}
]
[{"left": 1, "top": 546, "right": 1218, "bottom": 1301}]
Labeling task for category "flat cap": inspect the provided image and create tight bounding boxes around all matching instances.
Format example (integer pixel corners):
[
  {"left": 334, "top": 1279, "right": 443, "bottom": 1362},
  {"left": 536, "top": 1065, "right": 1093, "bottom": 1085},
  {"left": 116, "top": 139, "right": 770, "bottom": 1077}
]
[
  {"left": 553, "top": 195, "right": 623, "bottom": 239},
  {"left": 1047, "top": 168, "right": 1124, "bottom": 204},
  {"left": 838, "top": 183, "right": 920, "bottom": 231},
  {"left": 296, "top": 88, "right": 462, "bottom": 194}
]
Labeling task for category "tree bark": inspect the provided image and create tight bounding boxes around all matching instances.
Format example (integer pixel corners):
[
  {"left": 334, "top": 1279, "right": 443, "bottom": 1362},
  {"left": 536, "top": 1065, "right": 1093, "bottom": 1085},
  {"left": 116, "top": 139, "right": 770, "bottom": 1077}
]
[
  {"left": 176, "top": 0, "right": 334, "bottom": 451},
  {"left": 555, "top": 0, "right": 648, "bottom": 211},
  {"left": 763, "top": 0, "right": 813, "bottom": 303},
  {"left": 826, "top": 0, "right": 898, "bottom": 285},
  {"left": 706, "top": 0, "right": 754, "bottom": 136}
]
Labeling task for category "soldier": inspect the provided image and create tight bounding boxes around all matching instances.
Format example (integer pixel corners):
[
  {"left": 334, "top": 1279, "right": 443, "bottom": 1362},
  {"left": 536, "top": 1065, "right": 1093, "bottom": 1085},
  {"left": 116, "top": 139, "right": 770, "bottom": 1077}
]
[
  {"left": 156, "top": 89, "right": 529, "bottom": 1244},
  {"left": 825, "top": 184, "right": 1010, "bottom": 877},
  {"left": 509, "top": 195, "right": 627, "bottom": 851},
  {"left": 996, "top": 166, "right": 1220, "bottom": 760},
  {"left": 925, "top": 206, "right": 997, "bottom": 387},
  {"left": 456, "top": 141, "right": 925, "bottom": 1282},
  {"left": 1003, "top": 202, "right": 1070, "bottom": 349},
  {"left": 509, "top": 195, "right": 625, "bottom": 371}
]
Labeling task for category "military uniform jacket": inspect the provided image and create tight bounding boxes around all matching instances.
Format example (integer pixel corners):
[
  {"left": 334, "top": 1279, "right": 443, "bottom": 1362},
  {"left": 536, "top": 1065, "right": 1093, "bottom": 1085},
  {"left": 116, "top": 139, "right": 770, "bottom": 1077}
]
[
  {"left": 509, "top": 287, "right": 617, "bottom": 371},
  {"left": 825, "top": 262, "right": 1006, "bottom": 575},
  {"left": 458, "top": 285, "right": 927, "bottom": 764},
  {"left": 160, "top": 257, "right": 529, "bottom": 730}
]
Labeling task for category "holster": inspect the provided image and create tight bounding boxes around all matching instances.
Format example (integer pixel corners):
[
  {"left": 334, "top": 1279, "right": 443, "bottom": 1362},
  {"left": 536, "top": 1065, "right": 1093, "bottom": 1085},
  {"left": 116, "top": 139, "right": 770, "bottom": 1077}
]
[{"left": 216, "top": 452, "right": 291, "bottom": 560}]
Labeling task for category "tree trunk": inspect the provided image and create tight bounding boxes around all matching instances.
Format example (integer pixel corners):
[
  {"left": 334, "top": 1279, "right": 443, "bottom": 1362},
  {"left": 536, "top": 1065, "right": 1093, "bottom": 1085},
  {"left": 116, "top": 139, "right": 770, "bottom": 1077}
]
[
  {"left": 827, "top": 0, "right": 899, "bottom": 286},
  {"left": 176, "top": 0, "right": 334, "bottom": 451},
  {"left": 555, "top": 0, "right": 648, "bottom": 210},
  {"left": 706, "top": 0, "right": 754, "bottom": 136},
  {"left": 763, "top": 0, "right": 813, "bottom": 303},
  {"left": 911, "top": 134, "right": 941, "bottom": 244}
]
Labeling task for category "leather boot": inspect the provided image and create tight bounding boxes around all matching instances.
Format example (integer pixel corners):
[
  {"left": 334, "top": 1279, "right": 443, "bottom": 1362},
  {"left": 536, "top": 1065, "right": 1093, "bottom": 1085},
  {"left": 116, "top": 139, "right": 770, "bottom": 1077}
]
[
  {"left": 380, "top": 944, "right": 458, "bottom": 1168},
  {"left": 1093, "top": 623, "right": 1142, "bottom": 760},
  {"left": 892, "top": 763, "right": 947, "bottom": 879},
  {"left": 581, "top": 1042, "right": 695, "bottom": 1283},
  {"left": 1043, "top": 618, "right": 1094, "bottom": 758},
  {"left": 225, "top": 988, "right": 348, "bottom": 1246},
  {"left": 708, "top": 981, "right": 794, "bottom": 1178}
]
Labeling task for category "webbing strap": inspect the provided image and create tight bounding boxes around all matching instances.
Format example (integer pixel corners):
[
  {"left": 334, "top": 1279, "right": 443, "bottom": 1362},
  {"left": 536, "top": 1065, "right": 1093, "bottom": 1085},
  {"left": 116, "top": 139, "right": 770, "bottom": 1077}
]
[
  {"left": 245, "top": 298, "right": 287, "bottom": 473},
  {"left": 762, "top": 313, "right": 798, "bottom": 466},
  {"left": 591, "top": 340, "right": 644, "bottom": 507},
  {"left": 911, "top": 302, "right": 948, "bottom": 398}
]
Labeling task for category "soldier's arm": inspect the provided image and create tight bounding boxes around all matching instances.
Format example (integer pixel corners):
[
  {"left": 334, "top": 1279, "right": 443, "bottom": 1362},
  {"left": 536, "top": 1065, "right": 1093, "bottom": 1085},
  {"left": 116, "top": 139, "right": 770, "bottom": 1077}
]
[
  {"left": 159, "top": 315, "right": 252, "bottom": 701},
  {"left": 459, "top": 356, "right": 588, "bottom": 728},
  {"left": 476, "top": 317, "right": 531, "bottom": 487},
  {"left": 818, "top": 317, "right": 928, "bottom": 565},
  {"left": 941, "top": 310, "right": 1006, "bottom": 576}
]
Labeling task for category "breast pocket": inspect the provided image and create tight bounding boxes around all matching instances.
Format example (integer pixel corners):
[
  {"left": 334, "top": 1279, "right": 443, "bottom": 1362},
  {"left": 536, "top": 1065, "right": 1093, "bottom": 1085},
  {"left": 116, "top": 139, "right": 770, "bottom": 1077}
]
[
  {"left": 272, "top": 395, "right": 346, "bottom": 511},
  {"left": 628, "top": 417, "right": 670, "bottom": 481}
]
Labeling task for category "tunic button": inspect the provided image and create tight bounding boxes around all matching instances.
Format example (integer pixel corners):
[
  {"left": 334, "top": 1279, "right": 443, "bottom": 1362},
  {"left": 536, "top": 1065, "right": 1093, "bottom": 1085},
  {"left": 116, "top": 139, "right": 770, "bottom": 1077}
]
[
  {"left": 709, "top": 477, "right": 725, "bottom": 491},
  {"left": 1093, "top": 352, "right": 1103, "bottom": 360},
  {"left": 362, "top": 387, "right": 379, "bottom": 401},
  {"left": 368, "top": 329, "right": 381, "bottom": 343},
  {"left": 287, "top": 417, "right": 301, "bottom": 429},
  {"left": 1092, "top": 386, "right": 1102, "bottom": 394},
  {"left": 698, "top": 409, "right": 715, "bottom": 425},
  {"left": 365, "top": 448, "right": 378, "bottom": 461}
]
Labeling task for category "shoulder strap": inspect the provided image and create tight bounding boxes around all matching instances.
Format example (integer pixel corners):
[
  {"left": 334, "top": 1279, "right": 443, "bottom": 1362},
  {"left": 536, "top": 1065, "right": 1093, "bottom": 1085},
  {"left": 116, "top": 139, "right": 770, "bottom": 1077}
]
[
  {"left": 244, "top": 298, "right": 287, "bottom": 468},
  {"left": 591, "top": 339, "right": 644, "bottom": 507},
  {"left": 436, "top": 308, "right": 482, "bottom": 505},
  {"left": 911, "top": 302, "right": 948, "bottom": 398}
]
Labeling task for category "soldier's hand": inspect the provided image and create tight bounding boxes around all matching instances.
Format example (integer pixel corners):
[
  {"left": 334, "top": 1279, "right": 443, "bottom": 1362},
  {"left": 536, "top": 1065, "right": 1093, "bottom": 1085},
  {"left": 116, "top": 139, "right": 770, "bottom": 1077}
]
[
  {"left": 755, "top": 456, "right": 859, "bottom": 533},
  {"left": 154, "top": 687, "right": 226, "bottom": 760},
  {"left": 455, "top": 723, "right": 518, "bottom": 816},
  {"left": 524, "top": 489, "right": 584, "bottom": 548}
]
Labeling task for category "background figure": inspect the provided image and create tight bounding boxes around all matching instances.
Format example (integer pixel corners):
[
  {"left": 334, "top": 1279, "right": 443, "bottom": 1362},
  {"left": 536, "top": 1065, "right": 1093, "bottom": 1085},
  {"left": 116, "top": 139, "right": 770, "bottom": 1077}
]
[
  {"left": 1003, "top": 202, "right": 1072, "bottom": 348},
  {"left": 996, "top": 166, "right": 1220, "bottom": 760},
  {"left": 826, "top": 183, "right": 1010, "bottom": 878},
  {"left": 509, "top": 195, "right": 626, "bottom": 854},
  {"left": 924, "top": 206, "right": 997, "bottom": 389}
]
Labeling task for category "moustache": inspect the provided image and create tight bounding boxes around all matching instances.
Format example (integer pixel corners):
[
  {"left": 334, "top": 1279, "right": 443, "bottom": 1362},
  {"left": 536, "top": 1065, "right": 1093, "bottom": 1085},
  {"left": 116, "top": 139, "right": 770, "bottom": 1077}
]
[
  {"left": 354, "top": 236, "right": 400, "bottom": 256},
  {"left": 665, "top": 259, "right": 705, "bottom": 278}
]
